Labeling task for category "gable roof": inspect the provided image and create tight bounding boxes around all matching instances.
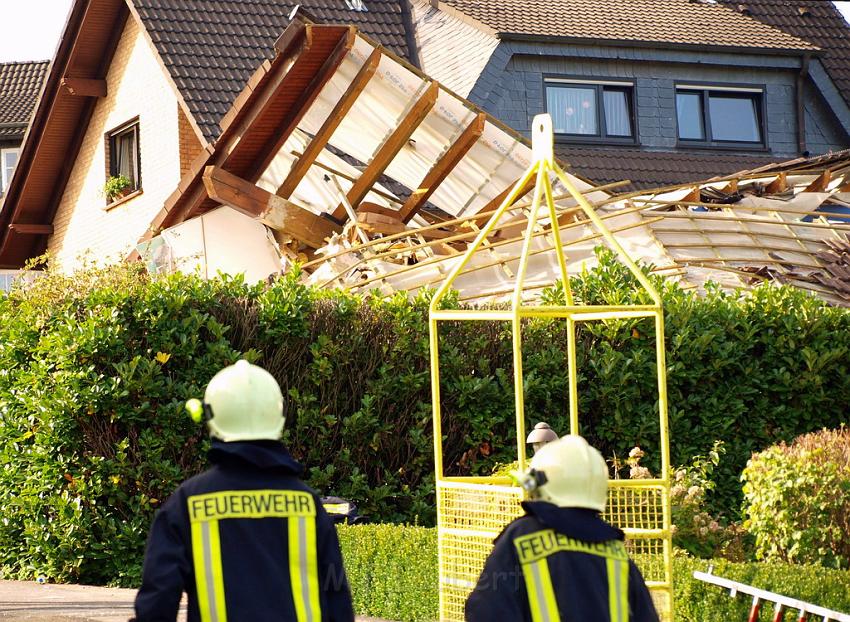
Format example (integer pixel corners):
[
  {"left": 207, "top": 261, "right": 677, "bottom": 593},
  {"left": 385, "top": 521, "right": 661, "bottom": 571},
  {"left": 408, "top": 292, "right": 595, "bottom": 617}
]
[
  {"left": 0, "top": 61, "right": 49, "bottom": 140},
  {"left": 434, "top": 0, "right": 818, "bottom": 53},
  {"left": 718, "top": 0, "right": 850, "bottom": 108},
  {"left": 131, "top": 0, "right": 417, "bottom": 143}
]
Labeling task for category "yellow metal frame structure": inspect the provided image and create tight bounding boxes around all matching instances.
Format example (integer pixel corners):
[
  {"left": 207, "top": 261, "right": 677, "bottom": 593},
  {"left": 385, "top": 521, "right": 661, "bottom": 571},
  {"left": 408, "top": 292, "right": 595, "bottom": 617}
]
[{"left": 428, "top": 115, "right": 673, "bottom": 621}]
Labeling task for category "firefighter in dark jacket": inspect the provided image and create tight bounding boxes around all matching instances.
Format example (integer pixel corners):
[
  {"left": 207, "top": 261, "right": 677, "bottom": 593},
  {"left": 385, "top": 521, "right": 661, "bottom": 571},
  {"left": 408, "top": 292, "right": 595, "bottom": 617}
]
[
  {"left": 133, "top": 360, "right": 354, "bottom": 622},
  {"left": 465, "top": 435, "right": 659, "bottom": 622}
]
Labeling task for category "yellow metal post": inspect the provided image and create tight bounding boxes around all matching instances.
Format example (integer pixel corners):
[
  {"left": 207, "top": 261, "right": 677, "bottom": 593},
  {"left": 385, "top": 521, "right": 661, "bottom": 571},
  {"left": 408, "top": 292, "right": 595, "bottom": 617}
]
[{"left": 430, "top": 114, "right": 673, "bottom": 621}]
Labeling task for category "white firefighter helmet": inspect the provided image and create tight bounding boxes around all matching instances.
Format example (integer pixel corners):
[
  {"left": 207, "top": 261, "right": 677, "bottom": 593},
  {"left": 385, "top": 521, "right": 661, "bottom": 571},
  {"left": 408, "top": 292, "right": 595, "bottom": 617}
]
[
  {"left": 203, "top": 360, "right": 285, "bottom": 441},
  {"left": 528, "top": 435, "right": 609, "bottom": 512},
  {"left": 526, "top": 421, "right": 559, "bottom": 453}
]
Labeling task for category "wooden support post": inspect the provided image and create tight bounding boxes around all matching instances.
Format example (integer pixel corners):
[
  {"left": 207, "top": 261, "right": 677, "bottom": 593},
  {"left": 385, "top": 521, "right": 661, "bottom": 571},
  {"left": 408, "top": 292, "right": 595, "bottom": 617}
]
[
  {"left": 398, "top": 113, "right": 485, "bottom": 223},
  {"left": 330, "top": 82, "right": 439, "bottom": 221},
  {"left": 765, "top": 172, "right": 788, "bottom": 194},
  {"left": 247, "top": 28, "right": 356, "bottom": 180},
  {"left": 8, "top": 223, "right": 54, "bottom": 235},
  {"left": 202, "top": 166, "right": 339, "bottom": 248},
  {"left": 61, "top": 77, "right": 107, "bottom": 97},
  {"left": 276, "top": 48, "right": 382, "bottom": 199},
  {"left": 803, "top": 169, "right": 831, "bottom": 192}
]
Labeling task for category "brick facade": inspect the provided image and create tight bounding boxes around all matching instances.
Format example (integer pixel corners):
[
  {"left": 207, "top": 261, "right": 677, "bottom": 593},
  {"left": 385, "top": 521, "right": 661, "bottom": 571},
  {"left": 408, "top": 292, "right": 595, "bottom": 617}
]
[
  {"left": 48, "top": 16, "right": 183, "bottom": 270},
  {"left": 178, "top": 105, "right": 204, "bottom": 178}
]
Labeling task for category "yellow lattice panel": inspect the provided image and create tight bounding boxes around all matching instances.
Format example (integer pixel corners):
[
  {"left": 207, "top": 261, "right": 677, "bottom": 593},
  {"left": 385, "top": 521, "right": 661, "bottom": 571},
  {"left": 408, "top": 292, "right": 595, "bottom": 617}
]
[{"left": 437, "top": 481, "right": 525, "bottom": 621}]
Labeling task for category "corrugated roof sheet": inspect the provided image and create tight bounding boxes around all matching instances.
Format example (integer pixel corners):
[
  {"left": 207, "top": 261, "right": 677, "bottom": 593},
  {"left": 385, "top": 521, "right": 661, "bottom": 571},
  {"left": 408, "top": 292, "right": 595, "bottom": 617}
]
[
  {"left": 131, "top": 0, "right": 413, "bottom": 143},
  {"left": 555, "top": 145, "right": 781, "bottom": 190},
  {"left": 0, "top": 61, "right": 49, "bottom": 139},
  {"left": 436, "top": 0, "right": 817, "bottom": 51},
  {"left": 718, "top": 0, "right": 850, "bottom": 109}
]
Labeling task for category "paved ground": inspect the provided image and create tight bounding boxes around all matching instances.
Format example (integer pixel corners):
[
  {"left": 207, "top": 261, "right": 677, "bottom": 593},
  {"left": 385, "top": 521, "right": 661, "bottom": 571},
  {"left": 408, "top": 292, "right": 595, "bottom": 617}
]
[{"left": 0, "top": 581, "right": 388, "bottom": 621}]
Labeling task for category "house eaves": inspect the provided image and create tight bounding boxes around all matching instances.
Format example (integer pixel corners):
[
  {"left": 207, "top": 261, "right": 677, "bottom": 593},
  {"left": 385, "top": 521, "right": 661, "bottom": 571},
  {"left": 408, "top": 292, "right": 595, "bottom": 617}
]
[{"left": 0, "top": 0, "right": 130, "bottom": 269}]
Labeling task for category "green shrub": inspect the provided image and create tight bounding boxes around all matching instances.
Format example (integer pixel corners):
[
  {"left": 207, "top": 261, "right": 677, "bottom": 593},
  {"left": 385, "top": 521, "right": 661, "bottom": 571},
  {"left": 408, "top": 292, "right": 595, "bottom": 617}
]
[
  {"left": 742, "top": 428, "right": 850, "bottom": 569},
  {"left": 675, "top": 556, "right": 850, "bottom": 622},
  {"left": 337, "top": 523, "right": 438, "bottom": 621},
  {"left": 0, "top": 250, "right": 849, "bottom": 585},
  {"left": 335, "top": 524, "right": 850, "bottom": 622}
]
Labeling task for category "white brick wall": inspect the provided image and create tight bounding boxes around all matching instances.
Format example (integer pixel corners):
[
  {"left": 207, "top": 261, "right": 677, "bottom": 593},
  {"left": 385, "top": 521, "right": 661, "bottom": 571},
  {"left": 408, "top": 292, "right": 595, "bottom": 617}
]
[{"left": 48, "top": 16, "right": 185, "bottom": 271}]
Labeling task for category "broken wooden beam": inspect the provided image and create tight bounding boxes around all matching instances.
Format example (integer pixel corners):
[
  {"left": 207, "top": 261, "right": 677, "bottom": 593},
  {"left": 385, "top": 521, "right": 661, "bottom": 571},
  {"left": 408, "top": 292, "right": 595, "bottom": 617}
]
[{"left": 202, "top": 166, "right": 339, "bottom": 248}]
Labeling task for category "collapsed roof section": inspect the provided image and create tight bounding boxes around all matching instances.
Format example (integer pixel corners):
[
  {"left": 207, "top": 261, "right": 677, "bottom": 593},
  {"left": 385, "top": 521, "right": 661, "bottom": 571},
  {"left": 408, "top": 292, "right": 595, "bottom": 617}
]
[
  {"left": 139, "top": 21, "right": 850, "bottom": 308},
  {"left": 138, "top": 20, "right": 605, "bottom": 259},
  {"left": 306, "top": 149, "right": 850, "bottom": 306}
]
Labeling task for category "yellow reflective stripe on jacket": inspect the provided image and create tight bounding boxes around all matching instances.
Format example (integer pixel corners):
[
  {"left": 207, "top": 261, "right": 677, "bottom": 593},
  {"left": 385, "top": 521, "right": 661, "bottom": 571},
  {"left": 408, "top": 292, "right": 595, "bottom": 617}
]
[
  {"left": 606, "top": 557, "right": 629, "bottom": 622},
  {"left": 289, "top": 515, "right": 322, "bottom": 622},
  {"left": 521, "top": 558, "right": 559, "bottom": 622},
  {"left": 514, "top": 529, "right": 631, "bottom": 622},
  {"left": 191, "top": 519, "right": 227, "bottom": 622}
]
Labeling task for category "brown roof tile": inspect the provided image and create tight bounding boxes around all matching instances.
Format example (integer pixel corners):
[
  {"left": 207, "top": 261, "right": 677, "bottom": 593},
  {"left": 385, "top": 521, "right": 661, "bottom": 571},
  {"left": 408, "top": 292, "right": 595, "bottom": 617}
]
[
  {"left": 132, "top": 0, "right": 413, "bottom": 143},
  {"left": 436, "top": 0, "right": 817, "bottom": 52},
  {"left": 556, "top": 145, "right": 783, "bottom": 190},
  {"left": 718, "top": 0, "right": 850, "bottom": 109},
  {"left": 0, "top": 61, "right": 49, "bottom": 139}
]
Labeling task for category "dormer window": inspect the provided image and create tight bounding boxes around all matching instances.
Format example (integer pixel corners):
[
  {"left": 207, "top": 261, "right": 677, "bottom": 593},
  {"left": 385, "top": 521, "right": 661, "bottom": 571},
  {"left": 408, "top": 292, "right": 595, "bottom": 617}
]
[
  {"left": 676, "top": 84, "right": 765, "bottom": 147},
  {"left": 544, "top": 78, "right": 636, "bottom": 143}
]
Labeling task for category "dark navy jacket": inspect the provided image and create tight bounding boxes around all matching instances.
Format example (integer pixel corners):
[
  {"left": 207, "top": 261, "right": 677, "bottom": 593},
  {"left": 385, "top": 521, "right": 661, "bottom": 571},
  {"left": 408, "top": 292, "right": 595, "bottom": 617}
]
[
  {"left": 133, "top": 440, "right": 354, "bottom": 622},
  {"left": 465, "top": 502, "right": 659, "bottom": 622}
]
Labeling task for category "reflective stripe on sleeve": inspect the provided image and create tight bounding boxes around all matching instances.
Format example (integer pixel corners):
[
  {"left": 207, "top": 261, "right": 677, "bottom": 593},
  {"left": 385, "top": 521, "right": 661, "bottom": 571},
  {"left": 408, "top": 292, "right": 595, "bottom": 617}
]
[
  {"left": 521, "top": 558, "right": 559, "bottom": 622},
  {"left": 288, "top": 515, "right": 322, "bottom": 622},
  {"left": 606, "top": 557, "right": 629, "bottom": 622},
  {"left": 191, "top": 520, "right": 227, "bottom": 622}
]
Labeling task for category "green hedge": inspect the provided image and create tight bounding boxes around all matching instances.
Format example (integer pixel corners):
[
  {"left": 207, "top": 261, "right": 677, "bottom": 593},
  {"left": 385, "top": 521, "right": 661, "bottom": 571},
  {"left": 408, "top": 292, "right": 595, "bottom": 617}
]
[
  {"left": 336, "top": 525, "right": 850, "bottom": 622},
  {"left": 0, "top": 251, "right": 848, "bottom": 585}
]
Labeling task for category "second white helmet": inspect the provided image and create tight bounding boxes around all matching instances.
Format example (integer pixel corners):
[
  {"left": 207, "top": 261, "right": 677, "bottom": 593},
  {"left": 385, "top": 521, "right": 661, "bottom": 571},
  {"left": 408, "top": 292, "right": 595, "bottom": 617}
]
[{"left": 528, "top": 435, "right": 609, "bottom": 512}]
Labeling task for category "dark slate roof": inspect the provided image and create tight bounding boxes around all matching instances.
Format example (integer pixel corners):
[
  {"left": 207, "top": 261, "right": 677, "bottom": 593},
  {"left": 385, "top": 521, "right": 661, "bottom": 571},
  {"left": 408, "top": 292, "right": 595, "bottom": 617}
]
[
  {"left": 556, "top": 146, "right": 782, "bottom": 190},
  {"left": 131, "top": 0, "right": 413, "bottom": 143},
  {"left": 0, "top": 61, "right": 49, "bottom": 139},
  {"left": 436, "top": 0, "right": 816, "bottom": 52},
  {"left": 718, "top": 0, "right": 850, "bottom": 109}
]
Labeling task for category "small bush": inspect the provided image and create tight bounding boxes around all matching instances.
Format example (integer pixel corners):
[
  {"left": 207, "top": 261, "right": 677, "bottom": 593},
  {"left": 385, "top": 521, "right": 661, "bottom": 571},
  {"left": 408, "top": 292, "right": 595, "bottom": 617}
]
[
  {"left": 742, "top": 428, "right": 850, "bottom": 569},
  {"left": 337, "top": 524, "right": 438, "bottom": 621}
]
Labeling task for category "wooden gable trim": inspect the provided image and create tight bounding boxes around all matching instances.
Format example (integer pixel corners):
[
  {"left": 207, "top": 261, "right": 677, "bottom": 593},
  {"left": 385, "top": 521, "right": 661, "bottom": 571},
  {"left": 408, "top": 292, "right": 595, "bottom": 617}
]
[
  {"left": 330, "top": 81, "right": 440, "bottom": 221},
  {"left": 276, "top": 47, "right": 382, "bottom": 199},
  {"left": 61, "top": 77, "right": 107, "bottom": 97},
  {"left": 398, "top": 112, "right": 485, "bottom": 223}
]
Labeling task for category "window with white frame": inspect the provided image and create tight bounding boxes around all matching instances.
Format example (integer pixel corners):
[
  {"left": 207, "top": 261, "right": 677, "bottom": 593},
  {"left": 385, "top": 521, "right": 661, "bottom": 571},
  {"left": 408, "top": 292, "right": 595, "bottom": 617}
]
[
  {"left": 676, "top": 85, "right": 765, "bottom": 146},
  {"left": 545, "top": 79, "right": 635, "bottom": 142},
  {"left": 1, "top": 147, "right": 20, "bottom": 195}
]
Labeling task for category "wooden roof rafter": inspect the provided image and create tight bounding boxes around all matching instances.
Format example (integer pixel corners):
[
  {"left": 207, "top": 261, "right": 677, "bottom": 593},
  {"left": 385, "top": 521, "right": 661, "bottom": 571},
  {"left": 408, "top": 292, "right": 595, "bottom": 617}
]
[
  {"left": 329, "top": 81, "right": 440, "bottom": 222},
  {"left": 276, "top": 47, "right": 382, "bottom": 199}
]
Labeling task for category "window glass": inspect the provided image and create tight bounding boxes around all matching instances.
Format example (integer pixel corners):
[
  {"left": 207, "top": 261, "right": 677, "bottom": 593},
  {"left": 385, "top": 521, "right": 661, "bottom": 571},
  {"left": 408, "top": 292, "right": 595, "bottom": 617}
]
[
  {"left": 709, "top": 93, "right": 761, "bottom": 142},
  {"left": 603, "top": 89, "right": 632, "bottom": 137},
  {"left": 676, "top": 92, "right": 705, "bottom": 140},
  {"left": 1, "top": 148, "right": 20, "bottom": 194},
  {"left": 547, "top": 85, "right": 597, "bottom": 135},
  {"left": 109, "top": 122, "right": 140, "bottom": 191}
]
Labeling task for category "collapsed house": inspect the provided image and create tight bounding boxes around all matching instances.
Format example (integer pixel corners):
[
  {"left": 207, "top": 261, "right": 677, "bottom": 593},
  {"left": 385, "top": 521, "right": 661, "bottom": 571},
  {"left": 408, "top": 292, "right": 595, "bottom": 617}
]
[{"left": 134, "top": 20, "right": 850, "bottom": 307}]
